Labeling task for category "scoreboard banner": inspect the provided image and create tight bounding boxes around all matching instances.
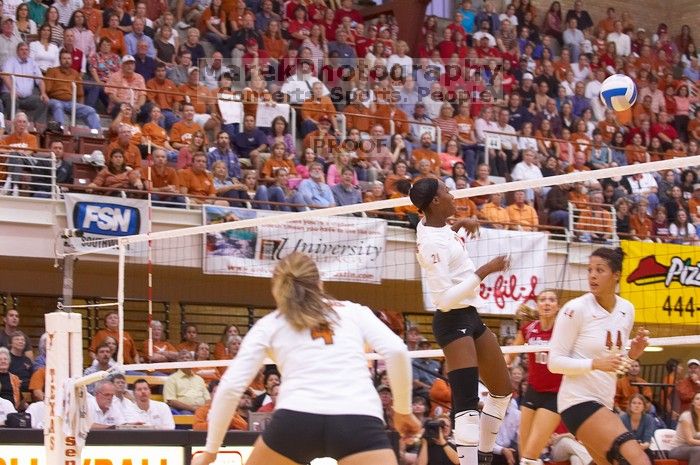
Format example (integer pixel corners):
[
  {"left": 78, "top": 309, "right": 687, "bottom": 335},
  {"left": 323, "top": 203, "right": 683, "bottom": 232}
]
[{"left": 620, "top": 240, "right": 700, "bottom": 325}]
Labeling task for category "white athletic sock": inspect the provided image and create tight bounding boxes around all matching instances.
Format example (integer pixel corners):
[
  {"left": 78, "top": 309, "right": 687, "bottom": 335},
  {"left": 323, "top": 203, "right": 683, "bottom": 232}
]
[
  {"left": 457, "top": 445, "right": 477, "bottom": 465},
  {"left": 479, "top": 393, "right": 512, "bottom": 454}
]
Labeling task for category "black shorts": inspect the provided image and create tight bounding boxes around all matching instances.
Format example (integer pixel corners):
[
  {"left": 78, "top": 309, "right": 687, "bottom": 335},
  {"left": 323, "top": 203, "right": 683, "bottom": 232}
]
[
  {"left": 520, "top": 388, "right": 558, "bottom": 413},
  {"left": 560, "top": 401, "right": 606, "bottom": 436},
  {"left": 262, "top": 409, "right": 391, "bottom": 463},
  {"left": 432, "top": 306, "right": 487, "bottom": 348}
]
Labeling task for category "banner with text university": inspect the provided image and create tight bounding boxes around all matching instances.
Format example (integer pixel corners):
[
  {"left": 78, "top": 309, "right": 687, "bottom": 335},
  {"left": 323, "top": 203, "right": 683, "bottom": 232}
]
[
  {"left": 202, "top": 206, "right": 387, "bottom": 284},
  {"left": 620, "top": 240, "right": 700, "bottom": 325}
]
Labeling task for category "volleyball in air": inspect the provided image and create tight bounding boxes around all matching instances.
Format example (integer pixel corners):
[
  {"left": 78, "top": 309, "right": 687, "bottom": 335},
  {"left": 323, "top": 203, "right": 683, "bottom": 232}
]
[{"left": 599, "top": 74, "right": 637, "bottom": 112}]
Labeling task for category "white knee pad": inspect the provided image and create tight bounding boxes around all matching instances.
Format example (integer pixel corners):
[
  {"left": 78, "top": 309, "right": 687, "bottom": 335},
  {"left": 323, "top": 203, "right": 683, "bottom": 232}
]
[
  {"left": 482, "top": 393, "right": 512, "bottom": 420},
  {"left": 520, "top": 459, "right": 543, "bottom": 465},
  {"left": 454, "top": 410, "right": 480, "bottom": 446}
]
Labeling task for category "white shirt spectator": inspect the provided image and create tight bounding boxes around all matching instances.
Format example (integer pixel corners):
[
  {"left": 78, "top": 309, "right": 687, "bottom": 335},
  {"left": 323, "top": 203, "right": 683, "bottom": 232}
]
[
  {"left": 638, "top": 87, "right": 665, "bottom": 114},
  {"left": 2, "top": 0, "right": 23, "bottom": 17},
  {"left": 511, "top": 160, "right": 543, "bottom": 182},
  {"left": 517, "top": 136, "right": 538, "bottom": 152},
  {"left": 111, "top": 395, "right": 135, "bottom": 415},
  {"left": 0, "top": 396, "right": 16, "bottom": 425},
  {"left": 281, "top": 73, "right": 329, "bottom": 104},
  {"left": 475, "top": 118, "right": 499, "bottom": 144},
  {"left": 496, "top": 123, "right": 518, "bottom": 150},
  {"left": 52, "top": 0, "right": 82, "bottom": 26},
  {"left": 25, "top": 400, "right": 45, "bottom": 428},
  {"left": 386, "top": 54, "right": 413, "bottom": 77},
  {"left": 29, "top": 40, "right": 59, "bottom": 72},
  {"left": 88, "top": 396, "right": 126, "bottom": 427},
  {"left": 126, "top": 400, "right": 176, "bottom": 430},
  {"left": 607, "top": 31, "right": 631, "bottom": 57},
  {"left": 571, "top": 63, "right": 591, "bottom": 83},
  {"left": 472, "top": 31, "right": 496, "bottom": 47},
  {"left": 626, "top": 173, "right": 658, "bottom": 196}
]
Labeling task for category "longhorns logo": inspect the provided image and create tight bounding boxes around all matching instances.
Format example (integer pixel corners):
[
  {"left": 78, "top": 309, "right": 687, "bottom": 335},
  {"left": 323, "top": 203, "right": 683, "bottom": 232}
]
[{"left": 627, "top": 255, "right": 700, "bottom": 287}]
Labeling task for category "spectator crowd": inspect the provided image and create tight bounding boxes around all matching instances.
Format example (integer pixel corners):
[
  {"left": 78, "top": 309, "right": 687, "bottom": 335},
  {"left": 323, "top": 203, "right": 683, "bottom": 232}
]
[{"left": 0, "top": 0, "right": 697, "bottom": 243}]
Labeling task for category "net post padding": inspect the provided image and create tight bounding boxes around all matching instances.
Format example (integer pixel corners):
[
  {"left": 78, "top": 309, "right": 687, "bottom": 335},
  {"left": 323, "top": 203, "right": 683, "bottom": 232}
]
[
  {"left": 44, "top": 311, "right": 84, "bottom": 464},
  {"left": 117, "top": 155, "right": 700, "bottom": 247},
  {"left": 118, "top": 335, "right": 700, "bottom": 373}
]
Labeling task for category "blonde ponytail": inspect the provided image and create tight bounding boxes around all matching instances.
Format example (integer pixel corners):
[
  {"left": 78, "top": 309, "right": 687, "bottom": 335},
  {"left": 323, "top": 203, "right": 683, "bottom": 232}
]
[{"left": 271, "top": 253, "right": 336, "bottom": 331}]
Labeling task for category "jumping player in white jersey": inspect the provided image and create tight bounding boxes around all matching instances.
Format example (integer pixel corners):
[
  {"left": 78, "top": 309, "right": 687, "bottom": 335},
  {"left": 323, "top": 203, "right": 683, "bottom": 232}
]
[
  {"left": 409, "top": 178, "right": 513, "bottom": 465},
  {"left": 507, "top": 290, "right": 562, "bottom": 465},
  {"left": 192, "top": 253, "right": 421, "bottom": 465},
  {"left": 548, "top": 247, "right": 651, "bottom": 465}
]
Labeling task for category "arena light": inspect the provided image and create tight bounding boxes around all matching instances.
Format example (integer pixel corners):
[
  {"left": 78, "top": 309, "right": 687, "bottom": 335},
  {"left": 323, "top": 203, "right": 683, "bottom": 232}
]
[{"left": 643, "top": 346, "right": 664, "bottom": 353}]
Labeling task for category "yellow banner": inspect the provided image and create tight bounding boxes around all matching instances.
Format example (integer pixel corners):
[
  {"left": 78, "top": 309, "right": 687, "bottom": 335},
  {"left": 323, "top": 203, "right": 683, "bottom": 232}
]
[{"left": 620, "top": 240, "right": 700, "bottom": 325}]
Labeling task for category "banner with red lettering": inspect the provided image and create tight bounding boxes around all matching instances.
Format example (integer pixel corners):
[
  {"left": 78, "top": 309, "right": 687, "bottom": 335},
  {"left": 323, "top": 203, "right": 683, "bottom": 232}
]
[{"left": 421, "top": 228, "right": 548, "bottom": 315}]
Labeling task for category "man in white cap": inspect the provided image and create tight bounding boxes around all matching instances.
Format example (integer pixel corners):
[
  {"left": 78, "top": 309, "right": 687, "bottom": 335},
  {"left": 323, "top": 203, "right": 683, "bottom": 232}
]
[
  {"left": 677, "top": 358, "right": 700, "bottom": 413},
  {"left": 105, "top": 54, "right": 147, "bottom": 117},
  {"left": 0, "top": 16, "right": 21, "bottom": 68}
]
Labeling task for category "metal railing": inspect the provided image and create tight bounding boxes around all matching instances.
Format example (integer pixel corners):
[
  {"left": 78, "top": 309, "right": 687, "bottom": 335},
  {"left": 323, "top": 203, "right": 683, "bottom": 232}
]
[
  {"left": 0, "top": 151, "right": 56, "bottom": 199},
  {"left": 568, "top": 201, "right": 618, "bottom": 244}
]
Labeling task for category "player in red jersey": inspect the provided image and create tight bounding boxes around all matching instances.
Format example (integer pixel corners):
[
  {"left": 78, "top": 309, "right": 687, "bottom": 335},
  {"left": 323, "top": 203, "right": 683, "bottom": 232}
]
[{"left": 508, "top": 290, "right": 562, "bottom": 465}]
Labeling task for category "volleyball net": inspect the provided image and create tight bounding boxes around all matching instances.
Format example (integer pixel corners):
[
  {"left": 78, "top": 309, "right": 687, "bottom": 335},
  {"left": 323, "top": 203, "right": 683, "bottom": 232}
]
[
  {"left": 47, "top": 154, "right": 700, "bottom": 464},
  {"left": 53, "top": 154, "right": 700, "bottom": 369}
]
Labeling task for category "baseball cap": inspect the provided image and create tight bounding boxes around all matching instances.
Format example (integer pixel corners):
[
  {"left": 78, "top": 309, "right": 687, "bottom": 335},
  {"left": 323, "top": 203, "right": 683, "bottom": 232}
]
[
  {"left": 188, "top": 66, "right": 200, "bottom": 74},
  {"left": 121, "top": 55, "right": 135, "bottom": 64},
  {"left": 688, "top": 358, "right": 700, "bottom": 366},
  {"left": 246, "top": 38, "right": 258, "bottom": 47},
  {"left": 693, "top": 183, "right": 700, "bottom": 191},
  {"left": 2, "top": 15, "right": 15, "bottom": 22},
  {"left": 522, "top": 72, "right": 534, "bottom": 80},
  {"left": 376, "top": 384, "right": 391, "bottom": 393},
  {"left": 318, "top": 115, "right": 332, "bottom": 124}
]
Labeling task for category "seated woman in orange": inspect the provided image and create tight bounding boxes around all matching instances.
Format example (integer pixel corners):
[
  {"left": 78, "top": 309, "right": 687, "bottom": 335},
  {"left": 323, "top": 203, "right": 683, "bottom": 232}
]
[
  {"left": 99, "top": 13, "right": 126, "bottom": 55},
  {"left": 177, "top": 323, "right": 200, "bottom": 355},
  {"left": 260, "top": 142, "right": 297, "bottom": 185},
  {"left": 193, "top": 342, "right": 220, "bottom": 384},
  {"left": 88, "top": 310, "right": 140, "bottom": 364},
  {"left": 213, "top": 325, "right": 239, "bottom": 360},
  {"left": 193, "top": 382, "right": 252, "bottom": 431},
  {"left": 88, "top": 149, "right": 144, "bottom": 196},
  {"left": 142, "top": 320, "right": 177, "bottom": 364}
]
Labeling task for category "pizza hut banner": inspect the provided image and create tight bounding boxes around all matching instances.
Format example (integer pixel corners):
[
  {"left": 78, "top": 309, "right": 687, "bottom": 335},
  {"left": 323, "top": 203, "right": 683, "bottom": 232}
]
[
  {"left": 422, "top": 228, "right": 548, "bottom": 315},
  {"left": 202, "top": 205, "right": 387, "bottom": 283},
  {"left": 620, "top": 240, "right": 700, "bottom": 325}
]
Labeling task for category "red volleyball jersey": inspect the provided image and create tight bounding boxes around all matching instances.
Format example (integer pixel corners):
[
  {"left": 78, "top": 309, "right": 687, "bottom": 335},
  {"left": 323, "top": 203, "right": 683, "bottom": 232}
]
[{"left": 521, "top": 320, "right": 562, "bottom": 393}]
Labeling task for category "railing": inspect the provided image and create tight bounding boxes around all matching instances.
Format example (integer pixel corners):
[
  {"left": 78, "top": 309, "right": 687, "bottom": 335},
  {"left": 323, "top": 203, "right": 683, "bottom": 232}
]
[
  {"left": 0, "top": 150, "right": 56, "bottom": 199},
  {"left": 568, "top": 201, "right": 618, "bottom": 244}
]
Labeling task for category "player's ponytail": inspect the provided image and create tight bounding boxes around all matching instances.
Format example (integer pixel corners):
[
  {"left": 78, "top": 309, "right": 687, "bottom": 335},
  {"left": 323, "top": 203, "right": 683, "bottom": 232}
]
[
  {"left": 271, "top": 253, "right": 337, "bottom": 331},
  {"left": 591, "top": 247, "right": 625, "bottom": 274}
]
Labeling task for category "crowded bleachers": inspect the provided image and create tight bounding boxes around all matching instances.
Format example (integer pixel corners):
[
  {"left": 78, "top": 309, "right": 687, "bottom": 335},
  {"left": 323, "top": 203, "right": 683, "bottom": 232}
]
[
  {"left": 1, "top": 0, "right": 700, "bottom": 463},
  {"left": 0, "top": 0, "right": 696, "bottom": 243}
]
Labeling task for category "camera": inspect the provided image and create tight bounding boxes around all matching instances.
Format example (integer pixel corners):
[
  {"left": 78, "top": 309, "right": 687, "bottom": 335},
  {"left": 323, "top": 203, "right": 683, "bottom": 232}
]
[{"left": 423, "top": 420, "right": 444, "bottom": 441}]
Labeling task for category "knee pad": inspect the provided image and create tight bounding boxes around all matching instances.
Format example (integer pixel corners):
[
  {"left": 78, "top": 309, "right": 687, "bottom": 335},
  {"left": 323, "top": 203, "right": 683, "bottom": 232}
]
[
  {"left": 520, "top": 459, "right": 543, "bottom": 465},
  {"left": 605, "top": 431, "right": 636, "bottom": 465},
  {"left": 454, "top": 410, "right": 480, "bottom": 446},
  {"left": 482, "top": 393, "right": 512, "bottom": 420},
  {"left": 448, "top": 367, "right": 480, "bottom": 413}
]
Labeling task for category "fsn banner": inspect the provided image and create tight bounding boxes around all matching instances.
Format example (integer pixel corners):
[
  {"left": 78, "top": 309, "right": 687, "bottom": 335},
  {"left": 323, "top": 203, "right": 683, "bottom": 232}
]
[{"left": 63, "top": 193, "right": 149, "bottom": 255}]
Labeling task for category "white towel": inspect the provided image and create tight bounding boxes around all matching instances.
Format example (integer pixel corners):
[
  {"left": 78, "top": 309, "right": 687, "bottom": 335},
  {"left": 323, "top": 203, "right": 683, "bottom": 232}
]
[{"left": 62, "top": 378, "right": 91, "bottom": 453}]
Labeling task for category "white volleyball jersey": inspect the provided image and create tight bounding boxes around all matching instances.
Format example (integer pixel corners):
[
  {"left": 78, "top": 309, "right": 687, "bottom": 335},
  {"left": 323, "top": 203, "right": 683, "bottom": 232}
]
[
  {"left": 416, "top": 221, "right": 484, "bottom": 311},
  {"left": 548, "top": 293, "right": 635, "bottom": 412},
  {"left": 205, "top": 300, "right": 412, "bottom": 453}
]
